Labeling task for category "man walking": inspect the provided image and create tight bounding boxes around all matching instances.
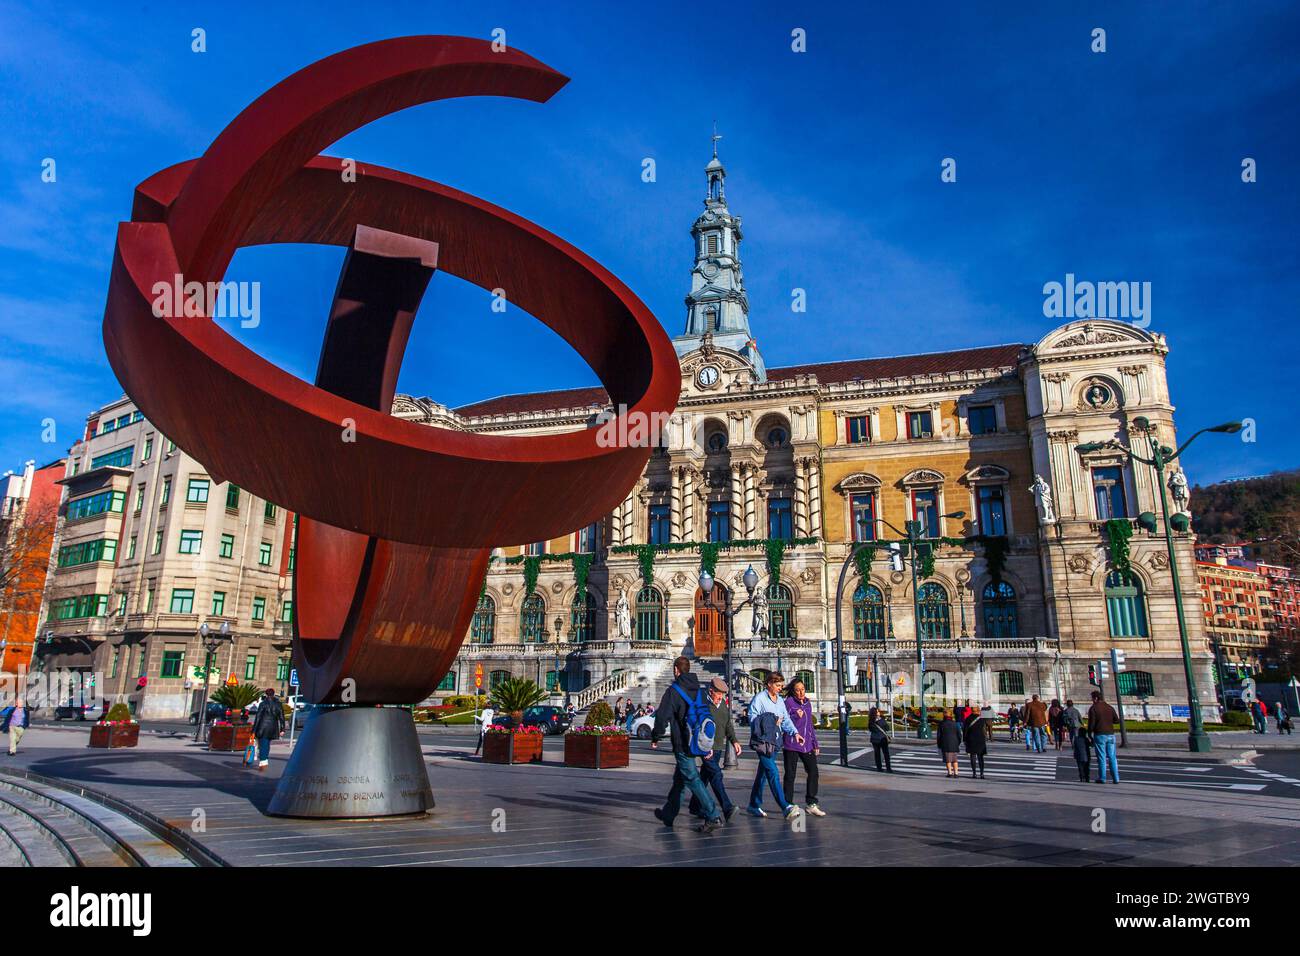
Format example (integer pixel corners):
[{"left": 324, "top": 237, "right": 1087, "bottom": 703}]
[
  {"left": 651, "top": 657, "right": 725, "bottom": 833},
  {"left": 1062, "top": 698, "right": 1083, "bottom": 744},
  {"left": 474, "top": 702, "right": 495, "bottom": 755},
  {"left": 251, "top": 688, "right": 286, "bottom": 770},
  {"left": 1024, "top": 694, "right": 1049, "bottom": 753},
  {"left": 1088, "top": 690, "right": 1121, "bottom": 784},
  {"left": 689, "top": 677, "right": 741, "bottom": 821},
  {"left": 746, "top": 671, "right": 803, "bottom": 819},
  {"left": 1, "top": 696, "right": 31, "bottom": 756}
]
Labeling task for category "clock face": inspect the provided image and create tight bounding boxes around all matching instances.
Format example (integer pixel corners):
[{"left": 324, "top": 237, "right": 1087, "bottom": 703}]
[{"left": 696, "top": 365, "right": 720, "bottom": 388}]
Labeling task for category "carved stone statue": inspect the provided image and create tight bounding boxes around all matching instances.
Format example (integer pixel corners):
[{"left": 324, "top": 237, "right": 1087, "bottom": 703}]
[
  {"left": 614, "top": 588, "right": 632, "bottom": 640},
  {"left": 1029, "top": 474, "right": 1057, "bottom": 524},
  {"left": 1168, "top": 468, "right": 1191, "bottom": 514},
  {"left": 751, "top": 586, "right": 769, "bottom": 640}
]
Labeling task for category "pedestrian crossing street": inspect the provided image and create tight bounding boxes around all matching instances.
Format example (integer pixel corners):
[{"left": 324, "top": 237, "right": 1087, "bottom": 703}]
[{"left": 845, "top": 745, "right": 1275, "bottom": 793}]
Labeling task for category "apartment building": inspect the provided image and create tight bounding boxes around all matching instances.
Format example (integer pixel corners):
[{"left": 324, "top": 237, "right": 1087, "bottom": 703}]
[{"left": 36, "top": 397, "right": 296, "bottom": 719}]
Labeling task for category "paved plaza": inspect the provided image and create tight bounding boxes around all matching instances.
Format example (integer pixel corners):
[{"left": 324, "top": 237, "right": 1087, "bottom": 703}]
[{"left": 5, "top": 724, "right": 1298, "bottom": 867}]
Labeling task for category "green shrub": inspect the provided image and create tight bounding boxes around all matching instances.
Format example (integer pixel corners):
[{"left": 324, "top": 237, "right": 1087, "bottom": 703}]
[
  {"left": 585, "top": 701, "right": 615, "bottom": 727},
  {"left": 105, "top": 702, "right": 132, "bottom": 723},
  {"left": 1221, "top": 710, "right": 1252, "bottom": 728},
  {"left": 444, "top": 694, "right": 488, "bottom": 709},
  {"left": 489, "top": 677, "right": 547, "bottom": 715}
]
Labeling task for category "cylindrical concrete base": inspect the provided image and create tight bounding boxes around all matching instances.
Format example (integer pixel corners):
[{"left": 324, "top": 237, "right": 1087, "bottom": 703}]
[{"left": 267, "top": 705, "right": 433, "bottom": 818}]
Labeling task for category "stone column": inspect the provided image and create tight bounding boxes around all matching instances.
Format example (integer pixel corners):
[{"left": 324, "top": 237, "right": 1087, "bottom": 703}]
[
  {"left": 809, "top": 457, "right": 823, "bottom": 538},
  {"left": 795, "top": 458, "right": 810, "bottom": 538},
  {"left": 730, "top": 464, "right": 744, "bottom": 539},
  {"left": 744, "top": 466, "right": 758, "bottom": 538},
  {"left": 683, "top": 467, "right": 695, "bottom": 541},
  {"left": 671, "top": 466, "right": 683, "bottom": 541}
]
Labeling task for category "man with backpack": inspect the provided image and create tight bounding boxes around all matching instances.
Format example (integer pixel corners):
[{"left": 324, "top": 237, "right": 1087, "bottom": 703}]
[{"left": 651, "top": 657, "right": 725, "bottom": 833}]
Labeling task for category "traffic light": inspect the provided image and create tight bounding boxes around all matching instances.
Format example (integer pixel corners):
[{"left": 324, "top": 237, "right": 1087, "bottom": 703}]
[
  {"left": 846, "top": 655, "right": 859, "bottom": 686},
  {"left": 1111, "top": 648, "right": 1127, "bottom": 673},
  {"left": 1098, "top": 658, "right": 1111, "bottom": 681},
  {"left": 1088, "top": 663, "right": 1098, "bottom": 685},
  {"left": 888, "top": 542, "right": 904, "bottom": 572},
  {"left": 820, "top": 640, "right": 833, "bottom": 669}
]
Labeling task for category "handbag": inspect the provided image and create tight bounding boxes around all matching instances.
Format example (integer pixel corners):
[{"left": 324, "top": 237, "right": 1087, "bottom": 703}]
[{"left": 243, "top": 741, "right": 257, "bottom": 766}]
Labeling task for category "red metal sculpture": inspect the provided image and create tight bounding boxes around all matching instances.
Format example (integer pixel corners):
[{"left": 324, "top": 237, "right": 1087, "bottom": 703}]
[{"left": 101, "top": 36, "right": 678, "bottom": 814}]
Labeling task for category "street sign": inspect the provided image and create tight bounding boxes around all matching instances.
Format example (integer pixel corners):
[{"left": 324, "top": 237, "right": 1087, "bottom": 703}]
[
  {"left": 1171, "top": 705, "right": 1190, "bottom": 718},
  {"left": 474, "top": 662, "right": 484, "bottom": 689},
  {"left": 226, "top": 672, "right": 238, "bottom": 686},
  {"left": 289, "top": 668, "right": 299, "bottom": 688}
]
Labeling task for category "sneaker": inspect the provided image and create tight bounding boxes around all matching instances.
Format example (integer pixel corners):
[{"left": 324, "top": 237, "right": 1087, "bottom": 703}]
[
  {"left": 806, "top": 804, "right": 826, "bottom": 817},
  {"left": 258, "top": 760, "right": 269, "bottom": 768},
  {"left": 747, "top": 807, "right": 767, "bottom": 818},
  {"left": 784, "top": 805, "right": 802, "bottom": 820},
  {"left": 696, "top": 817, "right": 725, "bottom": 833},
  {"left": 653, "top": 807, "right": 673, "bottom": 828}
]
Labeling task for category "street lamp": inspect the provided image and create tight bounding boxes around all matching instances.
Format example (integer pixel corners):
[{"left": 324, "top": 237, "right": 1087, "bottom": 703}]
[
  {"left": 1076, "top": 416, "right": 1242, "bottom": 753},
  {"left": 193, "top": 620, "right": 232, "bottom": 743},
  {"left": 699, "top": 563, "right": 759, "bottom": 767}
]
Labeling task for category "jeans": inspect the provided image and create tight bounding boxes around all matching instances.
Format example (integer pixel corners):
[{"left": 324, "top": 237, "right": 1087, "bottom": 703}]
[
  {"left": 662, "top": 751, "right": 718, "bottom": 824},
  {"left": 749, "top": 751, "right": 791, "bottom": 812},
  {"left": 782, "top": 749, "right": 819, "bottom": 806},
  {"left": 689, "top": 751, "right": 734, "bottom": 817},
  {"left": 1093, "top": 733, "right": 1119, "bottom": 782},
  {"left": 1027, "top": 726, "right": 1046, "bottom": 752},
  {"left": 256, "top": 736, "right": 272, "bottom": 761},
  {"left": 1253, "top": 713, "right": 1267, "bottom": 733}
]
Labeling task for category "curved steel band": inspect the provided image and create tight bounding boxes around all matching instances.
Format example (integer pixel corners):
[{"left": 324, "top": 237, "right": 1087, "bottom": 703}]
[{"left": 100, "top": 36, "right": 679, "bottom": 702}]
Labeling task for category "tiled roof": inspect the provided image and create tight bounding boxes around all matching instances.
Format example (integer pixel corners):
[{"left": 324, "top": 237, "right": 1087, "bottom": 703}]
[{"left": 453, "top": 343, "right": 1026, "bottom": 418}]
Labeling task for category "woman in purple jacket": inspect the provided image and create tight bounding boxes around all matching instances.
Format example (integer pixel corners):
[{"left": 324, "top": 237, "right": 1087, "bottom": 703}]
[{"left": 782, "top": 678, "right": 825, "bottom": 816}]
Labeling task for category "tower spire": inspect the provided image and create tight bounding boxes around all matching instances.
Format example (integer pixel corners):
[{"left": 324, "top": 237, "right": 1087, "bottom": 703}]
[{"left": 671, "top": 131, "right": 765, "bottom": 381}]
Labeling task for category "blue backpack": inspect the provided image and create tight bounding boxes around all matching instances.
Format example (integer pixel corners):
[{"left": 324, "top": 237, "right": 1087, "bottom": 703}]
[{"left": 672, "top": 684, "right": 716, "bottom": 756}]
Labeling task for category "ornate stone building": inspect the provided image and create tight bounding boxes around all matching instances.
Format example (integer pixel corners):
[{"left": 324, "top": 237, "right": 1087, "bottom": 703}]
[{"left": 394, "top": 148, "right": 1216, "bottom": 720}]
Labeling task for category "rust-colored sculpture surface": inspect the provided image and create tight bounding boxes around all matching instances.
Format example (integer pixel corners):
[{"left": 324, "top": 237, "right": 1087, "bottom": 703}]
[{"left": 102, "top": 36, "right": 679, "bottom": 706}]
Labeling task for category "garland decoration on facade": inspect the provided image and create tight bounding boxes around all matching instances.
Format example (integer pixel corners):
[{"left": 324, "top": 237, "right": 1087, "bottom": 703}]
[
  {"left": 852, "top": 544, "right": 877, "bottom": 582},
  {"left": 489, "top": 551, "right": 598, "bottom": 599},
  {"left": 1104, "top": 518, "right": 1134, "bottom": 582},
  {"left": 572, "top": 552, "right": 595, "bottom": 598},
  {"left": 967, "top": 534, "right": 1011, "bottom": 584},
  {"left": 610, "top": 538, "right": 820, "bottom": 587}
]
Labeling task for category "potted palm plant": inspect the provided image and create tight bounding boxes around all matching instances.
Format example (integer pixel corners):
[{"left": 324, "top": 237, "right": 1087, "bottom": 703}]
[
  {"left": 564, "top": 700, "right": 629, "bottom": 769},
  {"left": 89, "top": 702, "right": 139, "bottom": 748},
  {"left": 206, "top": 682, "right": 262, "bottom": 751},
  {"left": 482, "top": 677, "right": 548, "bottom": 764}
]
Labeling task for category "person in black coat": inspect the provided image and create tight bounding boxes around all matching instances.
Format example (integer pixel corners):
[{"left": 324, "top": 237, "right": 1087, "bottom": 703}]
[
  {"left": 1072, "top": 727, "right": 1092, "bottom": 781},
  {"left": 868, "top": 706, "right": 892, "bottom": 772},
  {"left": 962, "top": 710, "right": 987, "bottom": 779},
  {"left": 936, "top": 711, "right": 962, "bottom": 778},
  {"left": 251, "top": 688, "right": 286, "bottom": 770}
]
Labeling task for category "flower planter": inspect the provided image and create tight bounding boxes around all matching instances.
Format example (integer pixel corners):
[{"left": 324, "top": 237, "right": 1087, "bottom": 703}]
[
  {"left": 564, "top": 733, "right": 629, "bottom": 769},
  {"left": 88, "top": 723, "right": 139, "bottom": 748},
  {"left": 208, "top": 724, "right": 253, "bottom": 752},
  {"left": 481, "top": 731, "right": 544, "bottom": 765}
]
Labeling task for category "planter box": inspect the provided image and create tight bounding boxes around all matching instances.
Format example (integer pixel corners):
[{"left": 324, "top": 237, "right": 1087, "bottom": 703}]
[
  {"left": 208, "top": 724, "right": 253, "bottom": 752},
  {"left": 564, "top": 733, "right": 629, "bottom": 769},
  {"left": 88, "top": 724, "right": 139, "bottom": 748},
  {"left": 482, "top": 732, "right": 544, "bottom": 765}
]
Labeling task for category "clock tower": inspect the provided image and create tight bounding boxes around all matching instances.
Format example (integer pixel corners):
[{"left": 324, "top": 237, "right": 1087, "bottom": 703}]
[{"left": 672, "top": 131, "right": 766, "bottom": 381}]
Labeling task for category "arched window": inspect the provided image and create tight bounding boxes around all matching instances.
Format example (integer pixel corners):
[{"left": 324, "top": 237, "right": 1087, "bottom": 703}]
[
  {"left": 852, "top": 583, "right": 885, "bottom": 641},
  {"left": 981, "top": 581, "right": 1019, "bottom": 639},
  {"left": 489, "top": 669, "right": 510, "bottom": 690},
  {"left": 767, "top": 427, "right": 788, "bottom": 448},
  {"left": 436, "top": 671, "right": 456, "bottom": 692},
  {"left": 520, "top": 593, "right": 546, "bottom": 643},
  {"left": 1117, "top": 670, "right": 1155, "bottom": 697},
  {"left": 570, "top": 592, "right": 597, "bottom": 643},
  {"left": 636, "top": 587, "right": 664, "bottom": 641},
  {"left": 1105, "top": 571, "right": 1149, "bottom": 638},
  {"left": 767, "top": 583, "right": 794, "bottom": 642},
  {"left": 794, "top": 669, "right": 815, "bottom": 694},
  {"left": 917, "top": 582, "right": 951, "bottom": 640},
  {"left": 996, "top": 670, "right": 1024, "bottom": 696},
  {"left": 470, "top": 593, "right": 495, "bottom": 644}
]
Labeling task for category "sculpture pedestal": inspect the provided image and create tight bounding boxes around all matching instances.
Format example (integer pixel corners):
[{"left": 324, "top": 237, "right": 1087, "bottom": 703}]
[{"left": 267, "top": 705, "right": 433, "bottom": 818}]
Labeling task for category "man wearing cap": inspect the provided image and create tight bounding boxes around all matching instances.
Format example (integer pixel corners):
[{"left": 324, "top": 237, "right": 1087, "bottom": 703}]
[{"left": 689, "top": 677, "right": 741, "bottom": 821}]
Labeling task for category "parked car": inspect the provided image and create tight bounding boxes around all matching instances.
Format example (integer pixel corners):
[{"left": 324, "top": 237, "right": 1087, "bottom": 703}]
[
  {"left": 491, "top": 705, "right": 572, "bottom": 735},
  {"left": 286, "top": 695, "right": 310, "bottom": 711},
  {"left": 54, "top": 699, "right": 100, "bottom": 721},
  {"left": 189, "top": 701, "right": 232, "bottom": 725},
  {"left": 631, "top": 713, "right": 656, "bottom": 739}
]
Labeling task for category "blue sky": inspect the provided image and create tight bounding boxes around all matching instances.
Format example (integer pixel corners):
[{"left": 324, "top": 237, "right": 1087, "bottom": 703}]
[{"left": 0, "top": 0, "right": 1296, "bottom": 485}]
